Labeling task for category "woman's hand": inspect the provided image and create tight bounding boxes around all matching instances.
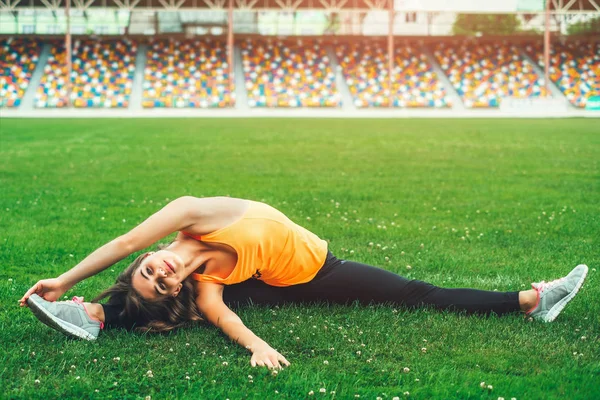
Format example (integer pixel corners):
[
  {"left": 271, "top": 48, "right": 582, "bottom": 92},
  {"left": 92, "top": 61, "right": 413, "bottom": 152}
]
[
  {"left": 19, "top": 278, "right": 68, "bottom": 307},
  {"left": 250, "top": 343, "right": 291, "bottom": 369}
]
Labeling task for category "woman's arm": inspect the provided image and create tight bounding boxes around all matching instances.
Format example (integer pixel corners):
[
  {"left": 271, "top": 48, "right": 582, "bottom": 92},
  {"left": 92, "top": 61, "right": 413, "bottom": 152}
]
[
  {"left": 196, "top": 282, "right": 290, "bottom": 369},
  {"left": 20, "top": 196, "right": 204, "bottom": 306}
]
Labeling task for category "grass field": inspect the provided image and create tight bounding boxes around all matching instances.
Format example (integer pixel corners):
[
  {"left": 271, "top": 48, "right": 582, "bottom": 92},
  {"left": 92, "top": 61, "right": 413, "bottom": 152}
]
[{"left": 0, "top": 118, "right": 599, "bottom": 400}]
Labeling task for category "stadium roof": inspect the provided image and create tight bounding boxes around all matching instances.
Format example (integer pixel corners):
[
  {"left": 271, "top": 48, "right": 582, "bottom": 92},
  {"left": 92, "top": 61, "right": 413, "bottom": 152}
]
[{"left": 1, "top": 0, "right": 599, "bottom": 12}]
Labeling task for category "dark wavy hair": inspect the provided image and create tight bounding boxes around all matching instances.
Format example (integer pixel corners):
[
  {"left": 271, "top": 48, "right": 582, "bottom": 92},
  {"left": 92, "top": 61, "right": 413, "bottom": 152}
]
[{"left": 92, "top": 252, "right": 203, "bottom": 333}]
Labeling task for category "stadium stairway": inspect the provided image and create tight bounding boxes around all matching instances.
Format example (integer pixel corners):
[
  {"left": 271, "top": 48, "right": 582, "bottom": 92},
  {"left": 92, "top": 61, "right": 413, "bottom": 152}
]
[
  {"left": 129, "top": 43, "right": 147, "bottom": 111},
  {"left": 520, "top": 51, "right": 574, "bottom": 108},
  {"left": 423, "top": 49, "right": 465, "bottom": 111},
  {"left": 20, "top": 41, "right": 52, "bottom": 110},
  {"left": 234, "top": 45, "right": 249, "bottom": 109},
  {"left": 327, "top": 45, "right": 355, "bottom": 110}
]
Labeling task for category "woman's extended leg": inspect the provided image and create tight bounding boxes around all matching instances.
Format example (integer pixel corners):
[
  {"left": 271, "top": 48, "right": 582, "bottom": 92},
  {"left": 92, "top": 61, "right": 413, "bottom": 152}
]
[{"left": 277, "top": 252, "right": 524, "bottom": 316}]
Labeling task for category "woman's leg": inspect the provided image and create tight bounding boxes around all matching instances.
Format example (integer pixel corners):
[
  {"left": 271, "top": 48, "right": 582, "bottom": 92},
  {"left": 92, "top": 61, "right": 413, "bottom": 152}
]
[{"left": 280, "top": 252, "right": 525, "bottom": 316}]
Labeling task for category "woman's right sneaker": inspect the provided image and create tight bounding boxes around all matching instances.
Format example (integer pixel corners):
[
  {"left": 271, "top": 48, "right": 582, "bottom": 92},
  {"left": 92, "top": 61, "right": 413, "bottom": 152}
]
[
  {"left": 526, "top": 264, "right": 589, "bottom": 322},
  {"left": 27, "top": 294, "right": 103, "bottom": 340}
]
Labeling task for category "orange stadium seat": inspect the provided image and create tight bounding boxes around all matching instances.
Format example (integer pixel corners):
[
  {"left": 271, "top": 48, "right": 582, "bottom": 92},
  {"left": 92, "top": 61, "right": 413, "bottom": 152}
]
[
  {"left": 143, "top": 39, "right": 233, "bottom": 108},
  {"left": 0, "top": 38, "right": 42, "bottom": 108},
  {"left": 433, "top": 41, "right": 548, "bottom": 108},
  {"left": 35, "top": 39, "right": 135, "bottom": 108},
  {"left": 241, "top": 39, "right": 340, "bottom": 108},
  {"left": 524, "top": 41, "right": 599, "bottom": 108},
  {"left": 336, "top": 41, "right": 450, "bottom": 108}
]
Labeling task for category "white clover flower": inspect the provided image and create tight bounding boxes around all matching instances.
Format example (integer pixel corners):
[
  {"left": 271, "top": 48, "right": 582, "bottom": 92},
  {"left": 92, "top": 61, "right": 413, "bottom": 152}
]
[
  {"left": 404, "top": 392, "right": 410, "bottom": 396},
  {"left": 403, "top": 367, "right": 410, "bottom": 373},
  {"left": 421, "top": 347, "right": 427, "bottom": 353},
  {"left": 70, "top": 365, "right": 76, "bottom": 369},
  {"left": 320, "top": 388, "right": 326, "bottom": 393},
  {"left": 498, "top": 397, "right": 505, "bottom": 400},
  {"left": 323, "top": 360, "right": 329, "bottom": 365},
  {"left": 393, "top": 397, "right": 400, "bottom": 400},
  {"left": 480, "top": 382, "right": 486, "bottom": 388},
  {"left": 34, "top": 379, "right": 40, "bottom": 384},
  {"left": 487, "top": 385, "right": 493, "bottom": 390},
  {"left": 113, "top": 357, "right": 120, "bottom": 362},
  {"left": 222, "top": 362, "right": 228, "bottom": 366},
  {"left": 308, "top": 390, "right": 314, "bottom": 395},
  {"left": 185, "top": 376, "right": 190, "bottom": 380}
]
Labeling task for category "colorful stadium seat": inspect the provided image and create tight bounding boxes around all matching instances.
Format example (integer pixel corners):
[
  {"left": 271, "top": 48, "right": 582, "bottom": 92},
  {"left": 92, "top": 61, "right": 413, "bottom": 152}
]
[
  {"left": 143, "top": 39, "right": 233, "bottom": 108},
  {"left": 36, "top": 39, "right": 135, "bottom": 108},
  {"left": 524, "top": 41, "right": 599, "bottom": 108},
  {"left": 336, "top": 41, "right": 450, "bottom": 108},
  {"left": 0, "top": 38, "right": 41, "bottom": 108},
  {"left": 433, "top": 41, "right": 549, "bottom": 108},
  {"left": 241, "top": 39, "right": 340, "bottom": 108}
]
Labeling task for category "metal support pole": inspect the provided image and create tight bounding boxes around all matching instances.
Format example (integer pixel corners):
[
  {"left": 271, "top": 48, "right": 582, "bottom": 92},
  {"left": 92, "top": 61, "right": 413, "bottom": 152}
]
[
  {"left": 228, "top": 0, "right": 234, "bottom": 107},
  {"left": 544, "top": 0, "right": 550, "bottom": 96},
  {"left": 388, "top": 0, "right": 393, "bottom": 108},
  {"left": 65, "top": 0, "right": 72, "bottom": 107}
]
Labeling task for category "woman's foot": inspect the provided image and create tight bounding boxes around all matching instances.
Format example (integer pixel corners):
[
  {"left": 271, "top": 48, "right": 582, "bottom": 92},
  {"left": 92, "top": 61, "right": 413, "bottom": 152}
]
[
  {"left": 526, "top": 264, "right": 588, "bottom": 322},
  {"left": 27, "top": 294, "right": 104, "bottom": 340}
]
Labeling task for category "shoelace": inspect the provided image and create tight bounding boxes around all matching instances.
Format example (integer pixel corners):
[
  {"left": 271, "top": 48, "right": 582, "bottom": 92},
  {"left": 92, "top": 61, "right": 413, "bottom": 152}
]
[
  {"left": 71, "top": 296, "right": 104, "bottom": 329},
  {"left": 533, "top": 277, "right": 566, "bottom": 294}
]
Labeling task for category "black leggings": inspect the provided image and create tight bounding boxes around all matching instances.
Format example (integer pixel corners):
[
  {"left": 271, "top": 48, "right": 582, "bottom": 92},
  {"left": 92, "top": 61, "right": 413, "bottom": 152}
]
[{"left": 102, "top": 252, "right": 521, "bottom": 329}]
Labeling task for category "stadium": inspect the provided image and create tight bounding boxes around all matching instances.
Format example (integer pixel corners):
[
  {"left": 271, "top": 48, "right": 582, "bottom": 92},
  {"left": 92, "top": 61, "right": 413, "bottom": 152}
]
[
  {"left": 1, "top": 0, "right": 599, "bottom": 116},
  {"left": 1, "top": 1, "right": 599, "bottom": 400}
]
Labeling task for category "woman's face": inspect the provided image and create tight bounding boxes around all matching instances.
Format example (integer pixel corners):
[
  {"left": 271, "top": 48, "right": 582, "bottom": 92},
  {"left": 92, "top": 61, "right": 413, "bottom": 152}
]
[{"left": 131, "top": 250, "right": 185, "bottom": 301}]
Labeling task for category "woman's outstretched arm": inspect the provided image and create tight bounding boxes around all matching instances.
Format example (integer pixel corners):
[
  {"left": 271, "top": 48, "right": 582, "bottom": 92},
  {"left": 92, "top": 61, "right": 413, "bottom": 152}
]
[
  {"left": 196, "top": 282, "right": 291, "bottom": 370},
  {"left": 19, "top": 196, "right": 203, "bottom": 306}
]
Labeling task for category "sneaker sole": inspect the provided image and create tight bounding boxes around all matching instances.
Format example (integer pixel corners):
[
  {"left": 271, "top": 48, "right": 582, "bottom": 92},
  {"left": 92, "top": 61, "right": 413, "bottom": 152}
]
[
  {"left": 544, "top": 264, "right": 588, "bottom": 322},
  {"left": 27, "top": 296, "right": 97, "bottom": 341}
]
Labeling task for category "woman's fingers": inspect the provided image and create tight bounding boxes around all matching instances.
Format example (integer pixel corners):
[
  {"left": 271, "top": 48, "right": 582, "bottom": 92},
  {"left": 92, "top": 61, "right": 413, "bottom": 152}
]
[
  {"left": 278, "top": 354, "right": 291, "bottom": 367},
  {"left": 19, "top": 282, "right": 41, "bottom": 306}
]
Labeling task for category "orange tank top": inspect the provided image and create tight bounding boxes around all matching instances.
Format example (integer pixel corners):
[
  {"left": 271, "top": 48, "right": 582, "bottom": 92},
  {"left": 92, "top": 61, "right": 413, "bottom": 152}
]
[{"left": 185, "top": 201, "right": 328, "bottom": 287}]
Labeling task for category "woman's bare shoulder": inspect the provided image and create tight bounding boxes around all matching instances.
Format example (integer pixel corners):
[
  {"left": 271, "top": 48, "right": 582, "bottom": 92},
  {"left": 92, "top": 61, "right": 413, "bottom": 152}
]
[{"left": 181, "top": 196, "right": 250, "bottom": 234}]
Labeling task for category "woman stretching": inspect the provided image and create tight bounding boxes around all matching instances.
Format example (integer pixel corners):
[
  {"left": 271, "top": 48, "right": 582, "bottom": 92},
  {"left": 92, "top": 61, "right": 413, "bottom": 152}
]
[{"left": 20, "top": 196, "right": 588, "bottom": 370}]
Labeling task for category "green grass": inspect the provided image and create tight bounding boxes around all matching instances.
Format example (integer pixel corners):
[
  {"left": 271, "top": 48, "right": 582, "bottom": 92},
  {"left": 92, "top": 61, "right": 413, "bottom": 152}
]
[{"left": 0, "top": 118, "right": 599, "bottom": 400}]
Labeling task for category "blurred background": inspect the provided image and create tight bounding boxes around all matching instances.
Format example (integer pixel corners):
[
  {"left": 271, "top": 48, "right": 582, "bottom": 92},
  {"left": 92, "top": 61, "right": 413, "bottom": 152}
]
[{"left": 0, "top": 0, "right": 598, "bottom": 113}]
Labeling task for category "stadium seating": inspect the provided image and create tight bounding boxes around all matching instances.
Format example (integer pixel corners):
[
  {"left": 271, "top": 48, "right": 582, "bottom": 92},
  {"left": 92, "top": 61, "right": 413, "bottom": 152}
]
[
  {"left": 143, "top": 39, "right": 233, "bottom": 108},
  {"left": 240, "top": 39, "right": 340, "bottom": 107},
  {"left": 433, "top": 41, "right": 548, "bottom": 108},
  {"left": 36, "top": 39, "right": 135, "bottom": 108},
  {"left": 0, "top": 38, "right": 42, "bottom": 108},
  {"left": 336, "top": 41, "right": 450, "bottom": 108},
  {"left": 523, "top": 41, "right": 599, "bottom": 108}
]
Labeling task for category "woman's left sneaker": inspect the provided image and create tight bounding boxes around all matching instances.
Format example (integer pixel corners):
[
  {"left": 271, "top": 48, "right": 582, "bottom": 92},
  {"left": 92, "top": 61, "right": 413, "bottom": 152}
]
[
  {"left": 527, "top": 264, "right": 588, "bottom": 322},
  {"left": 27, "top": 294, "right": 103, "bottom": 340}
]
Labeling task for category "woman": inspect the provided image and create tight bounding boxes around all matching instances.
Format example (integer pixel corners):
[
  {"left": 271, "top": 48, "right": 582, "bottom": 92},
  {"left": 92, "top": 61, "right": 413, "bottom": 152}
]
[{"left": 20, "top": 196, "right": 588, "bottom": 370}]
